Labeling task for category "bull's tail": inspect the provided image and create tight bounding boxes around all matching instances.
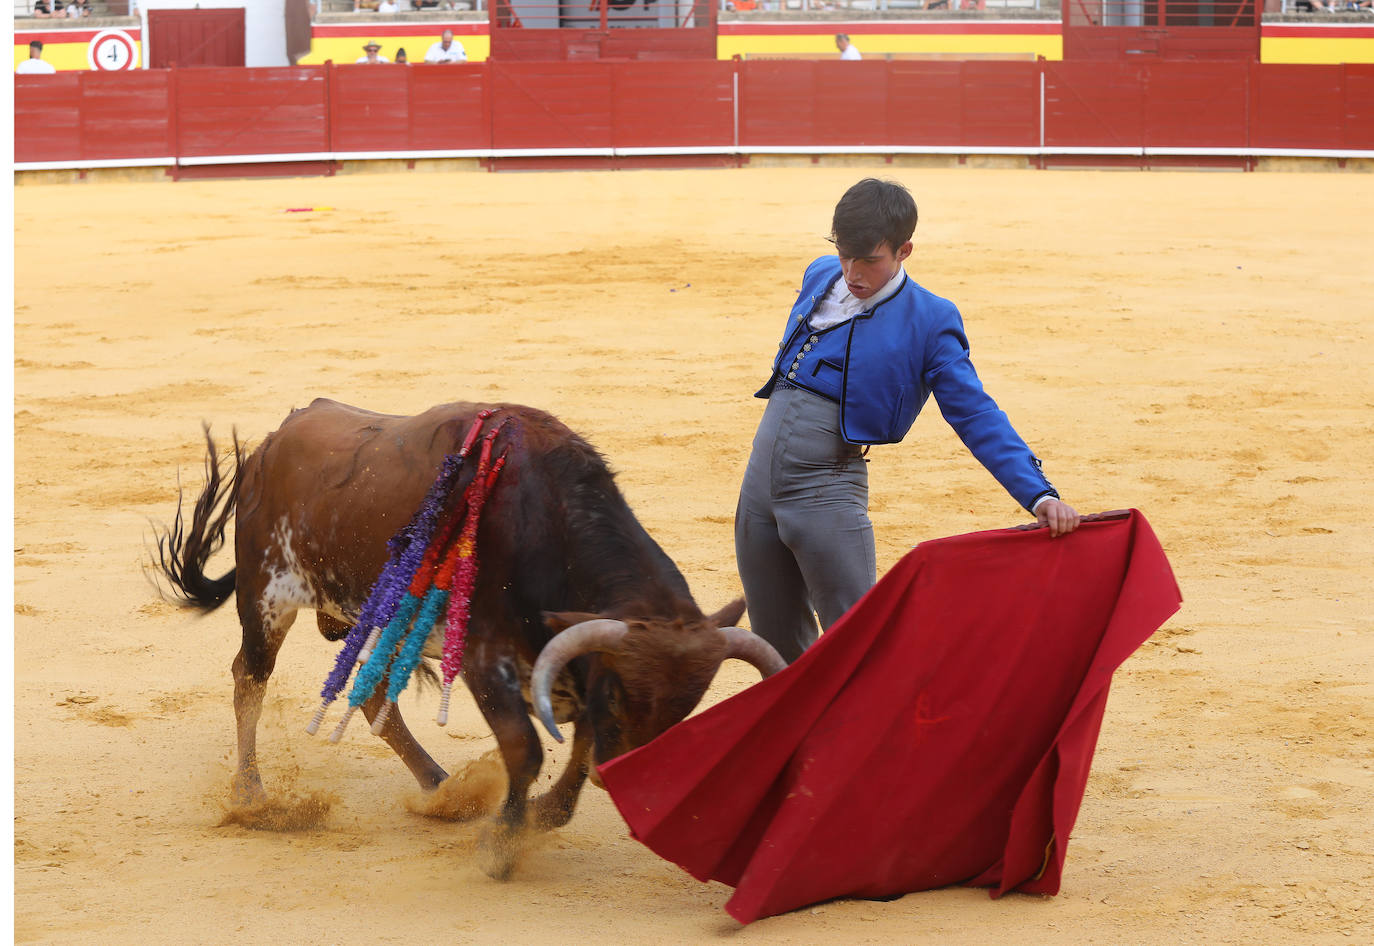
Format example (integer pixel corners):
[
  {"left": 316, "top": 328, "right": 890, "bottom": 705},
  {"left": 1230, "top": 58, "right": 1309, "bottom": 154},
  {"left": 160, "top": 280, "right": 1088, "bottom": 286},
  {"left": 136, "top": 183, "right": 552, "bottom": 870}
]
[{"left": 150, "top": 424, "right": 243, "bottom": 612}]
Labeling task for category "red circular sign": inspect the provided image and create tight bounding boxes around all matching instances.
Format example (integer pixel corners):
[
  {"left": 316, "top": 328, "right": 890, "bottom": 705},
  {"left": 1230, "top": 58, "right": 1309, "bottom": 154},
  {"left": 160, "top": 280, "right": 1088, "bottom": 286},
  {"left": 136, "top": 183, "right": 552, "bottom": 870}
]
[{"left": 88, "top": 30, "right": 138, "bottom": 72}]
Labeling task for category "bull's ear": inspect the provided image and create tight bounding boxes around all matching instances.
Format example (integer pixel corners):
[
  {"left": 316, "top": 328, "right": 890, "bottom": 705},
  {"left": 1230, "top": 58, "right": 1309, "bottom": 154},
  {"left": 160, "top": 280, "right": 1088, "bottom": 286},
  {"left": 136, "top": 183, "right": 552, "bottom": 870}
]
[
  {"left": 707, "top": 597, "right": 747, "bottom": 629},
  {"left": 543, "top": 610, "right": 602, "bottom": 634}
]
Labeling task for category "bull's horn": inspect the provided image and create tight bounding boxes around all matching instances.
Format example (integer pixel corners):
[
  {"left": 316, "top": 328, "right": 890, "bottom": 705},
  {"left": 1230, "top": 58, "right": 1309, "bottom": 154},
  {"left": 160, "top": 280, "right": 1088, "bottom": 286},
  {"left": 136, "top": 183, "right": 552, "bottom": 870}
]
[
  {"left": 719, "top": 626, "right": 787, "bottom": 678},
  {"left": 531, "top": 618, "right": 629, "bottom": 743}
]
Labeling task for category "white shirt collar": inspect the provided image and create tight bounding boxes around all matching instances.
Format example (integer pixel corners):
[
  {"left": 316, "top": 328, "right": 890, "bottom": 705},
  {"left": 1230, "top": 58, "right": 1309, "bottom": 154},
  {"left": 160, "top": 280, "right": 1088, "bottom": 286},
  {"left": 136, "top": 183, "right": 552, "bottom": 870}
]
[{"left": 809, "top": 266, "right": 907, "bottom": 330}]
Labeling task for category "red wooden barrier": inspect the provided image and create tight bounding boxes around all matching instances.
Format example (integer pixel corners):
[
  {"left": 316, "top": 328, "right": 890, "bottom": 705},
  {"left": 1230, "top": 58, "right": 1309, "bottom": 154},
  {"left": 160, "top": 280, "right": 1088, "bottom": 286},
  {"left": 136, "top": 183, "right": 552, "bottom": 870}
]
[
  {"left": 490, "top": 61, "right": 614, "bottom": 150},
  {"left": 13, "top": 60, "right": 1374, "bottom": 170},
  {"left": 610, "top": 61, "right": 734, "bottom": 148},
  {"left": 1345, "top": 64, "right": 1374, "bottom": 151},
  {"left": 737, "top": 61, "right": 819, "bottom": 146},
  {"left": 176, "top": 67, "right": 328, "bottom": 157},
  {"left": 1045, "top": 61, "right": 1146, "bottom": 149},
  {"left": 82, "top": 71, "right": 175, "bottom": 160},
  {"left": 15, "top": 73, "right": 86, "bottom": 163},
  {"left": 1143, "top": 62, "right": 1248, "bottom": 149},
  {"left": 330, "top": 63, "right": 411, "bottom": 153},
  {"left": 1251, "top": 64, "right": 1344, "bottom": 151},
  {"left": 407, "top": 64, "right": 490, "bottom": 151},
  {"left": 927, "top": 61, "right": 1039, "bottom": 147}
]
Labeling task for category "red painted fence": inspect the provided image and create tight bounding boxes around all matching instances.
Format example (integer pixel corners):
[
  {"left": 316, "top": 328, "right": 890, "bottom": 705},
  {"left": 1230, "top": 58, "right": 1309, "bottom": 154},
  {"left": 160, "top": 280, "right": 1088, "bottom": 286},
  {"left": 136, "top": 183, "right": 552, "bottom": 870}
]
[{"left": 14, "top": 60, "right": 1374, "bottom": 170}]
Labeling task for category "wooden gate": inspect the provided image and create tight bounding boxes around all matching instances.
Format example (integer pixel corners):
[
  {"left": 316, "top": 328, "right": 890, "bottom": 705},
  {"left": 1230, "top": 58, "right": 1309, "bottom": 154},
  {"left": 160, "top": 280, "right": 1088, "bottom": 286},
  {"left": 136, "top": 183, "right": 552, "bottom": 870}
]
[
  {"left": 490, "top": 0, "right": 717, "bottom": 62},
  {"left": 147, "top": 8, "right": 246, "bottom": 69},
  {"left": 1062, "top": 0, "right": 1261, "bottom": 61}
]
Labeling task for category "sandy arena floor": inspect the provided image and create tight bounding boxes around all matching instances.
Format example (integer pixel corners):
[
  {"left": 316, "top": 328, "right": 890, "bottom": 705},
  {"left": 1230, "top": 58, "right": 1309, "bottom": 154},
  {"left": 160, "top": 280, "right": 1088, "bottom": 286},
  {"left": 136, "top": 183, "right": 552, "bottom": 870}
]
[{"left": 12, "top": 166, "right": 1374, "bottom": 944}]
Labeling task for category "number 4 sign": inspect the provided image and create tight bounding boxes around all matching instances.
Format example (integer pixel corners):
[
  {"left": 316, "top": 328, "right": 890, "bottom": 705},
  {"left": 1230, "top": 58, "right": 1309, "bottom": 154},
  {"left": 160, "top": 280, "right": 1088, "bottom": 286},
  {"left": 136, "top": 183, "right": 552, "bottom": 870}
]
[{"left": 87, "top": 30, "right": 139, "bottom": 71}]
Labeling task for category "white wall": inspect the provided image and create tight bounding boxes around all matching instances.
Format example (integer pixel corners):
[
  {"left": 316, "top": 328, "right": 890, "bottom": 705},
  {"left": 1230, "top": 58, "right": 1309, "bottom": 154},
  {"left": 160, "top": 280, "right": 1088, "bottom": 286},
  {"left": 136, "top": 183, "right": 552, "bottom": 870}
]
[{"left": 138, "top": 0, "right": 289, "bottom": 68}]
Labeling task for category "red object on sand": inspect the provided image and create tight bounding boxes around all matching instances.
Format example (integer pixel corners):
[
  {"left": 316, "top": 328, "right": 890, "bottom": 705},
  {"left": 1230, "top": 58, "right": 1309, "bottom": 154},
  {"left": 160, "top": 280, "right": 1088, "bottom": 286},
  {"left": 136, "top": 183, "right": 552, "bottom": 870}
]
[{"left": 598, "top": 509, "right": 1181, "bottom": 924}]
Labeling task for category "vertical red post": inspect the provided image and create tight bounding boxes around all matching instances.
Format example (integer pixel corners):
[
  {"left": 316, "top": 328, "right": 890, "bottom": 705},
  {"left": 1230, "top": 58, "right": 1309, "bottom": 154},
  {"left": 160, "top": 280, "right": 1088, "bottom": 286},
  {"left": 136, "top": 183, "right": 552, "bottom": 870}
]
[
  {"left": 323, "top": 60, "right": 335, "bottom": 172},
  {"left": 75, "top": 67, "right": 87, "bottom": 161},
  {"left": 1245, "top": 58, "right": 1257, "bottom": 157},
  {"left": 484, "top": 61, "right": 495, "bottom": 171},
  {"left": 168, "top": 64, "right": 182, "bottom": 180}
]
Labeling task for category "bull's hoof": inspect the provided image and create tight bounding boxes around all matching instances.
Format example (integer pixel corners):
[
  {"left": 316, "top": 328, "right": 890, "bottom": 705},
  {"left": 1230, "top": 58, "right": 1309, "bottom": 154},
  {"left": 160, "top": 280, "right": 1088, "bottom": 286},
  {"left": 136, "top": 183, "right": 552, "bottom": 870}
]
[
  {"left": 230, "top": 771, "right": 268, "bottom": 808},
  {"left": 477, "top": 822, "right": 522, "bottom": 880},
  {"left": 416, "top": 767, "right": 448, "bottom": 794},
  {"left": 528, "top": 793, "right": 577, "bottom": 832}
]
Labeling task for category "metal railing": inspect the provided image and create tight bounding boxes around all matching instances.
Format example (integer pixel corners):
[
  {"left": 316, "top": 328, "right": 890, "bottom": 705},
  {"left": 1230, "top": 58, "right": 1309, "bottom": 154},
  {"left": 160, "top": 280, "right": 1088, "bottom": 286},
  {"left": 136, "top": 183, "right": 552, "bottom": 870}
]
[
  {"left": 717, "top": 0, "right": 1043, "bottom": 10},
  {"left": 492, "top": 0, "right": 714, "bottom": 30},
  {"left": 1064, "top": 0, "right": 1259, "bottom": 27}
]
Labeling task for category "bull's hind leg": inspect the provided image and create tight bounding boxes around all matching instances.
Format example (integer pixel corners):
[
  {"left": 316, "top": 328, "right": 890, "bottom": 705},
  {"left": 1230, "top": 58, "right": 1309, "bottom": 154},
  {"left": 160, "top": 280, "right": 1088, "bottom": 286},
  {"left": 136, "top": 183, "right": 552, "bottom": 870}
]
[
  {"left": 230, "top": 603, "right": 298, "bottom": 806},
  {"left": 360, "top": 690, "right": 448, "bottom": 791}
]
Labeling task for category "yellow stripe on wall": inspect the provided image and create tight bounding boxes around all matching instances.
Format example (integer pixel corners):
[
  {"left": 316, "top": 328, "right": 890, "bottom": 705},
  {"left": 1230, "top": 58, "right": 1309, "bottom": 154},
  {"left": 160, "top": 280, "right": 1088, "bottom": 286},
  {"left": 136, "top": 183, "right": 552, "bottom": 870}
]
[
  {"left": 717, "top": 34, "right": 1062, "bottom": 61},
  {"left": 14, "top": 41, "right": 137, "bottom": 71},
  {"left": 1261, "top": 36, "right": 1374, "bottom": 65},
  {"left": 297, "top": 36, "right": 491, "bottom": 65}
]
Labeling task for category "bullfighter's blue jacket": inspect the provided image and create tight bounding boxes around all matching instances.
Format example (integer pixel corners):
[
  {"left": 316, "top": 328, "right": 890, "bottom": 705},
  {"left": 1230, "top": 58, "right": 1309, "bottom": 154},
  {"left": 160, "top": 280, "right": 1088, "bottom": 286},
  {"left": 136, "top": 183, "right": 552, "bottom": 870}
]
[{"left": 755, "top": 256, "right": 1058, "bottom": 512}]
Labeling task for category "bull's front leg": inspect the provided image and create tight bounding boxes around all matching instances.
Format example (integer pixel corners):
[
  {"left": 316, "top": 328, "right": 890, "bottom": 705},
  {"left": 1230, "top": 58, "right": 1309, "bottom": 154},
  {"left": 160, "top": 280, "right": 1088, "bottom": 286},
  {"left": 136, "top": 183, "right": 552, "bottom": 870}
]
[
  {"left": 528, "top": 714, "right": 592, "bottom": 832},
  {"left": 466, "top": 649, "right": 543, "bottom": 880}
]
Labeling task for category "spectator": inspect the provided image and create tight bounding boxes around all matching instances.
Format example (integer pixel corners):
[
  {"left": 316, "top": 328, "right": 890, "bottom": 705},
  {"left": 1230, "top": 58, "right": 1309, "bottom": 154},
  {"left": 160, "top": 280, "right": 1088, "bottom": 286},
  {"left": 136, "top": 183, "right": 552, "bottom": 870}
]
[
  {"left": 356, "top": 40, "right": 390, "bottom": 64},
  {"left": 16, "top": 39, "right": 57, "bottom": 73},
  {"left": 835, "top": 34, "right": 862, "bottom": 60},
  {"left": 395, "top": 47, "right": 409, "bottom": 64},
  {"left": 377, "top": 0, "right": 398, "bottom": 11},
  {"left": 65, "top": 0, "right": 89, "bottom": 16},
  {"left": 424, "top": 29, "right": 467, "bottom": 63},
  {"left": 31, "top": 0, "right": 55, "bottom": 16}
]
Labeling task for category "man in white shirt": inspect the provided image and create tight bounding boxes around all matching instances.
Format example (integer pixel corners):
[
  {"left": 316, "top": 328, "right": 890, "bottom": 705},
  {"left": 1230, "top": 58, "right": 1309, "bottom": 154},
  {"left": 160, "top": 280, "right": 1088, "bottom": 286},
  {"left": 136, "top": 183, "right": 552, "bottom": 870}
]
[
  {"left": 377, "top": 0, "right": 398, "bottom": 11},
  {"left": 356, "top": 40, "right": 389, "bottom": 64},
  {"left": 835, "top": 34, "right": 861, "bottom": 60},
  {"left": 16, "top": 40, "right": 58, "bottom": 74},
  {"left": 425, "top": 30, "right": 467, "bottom": 63}
]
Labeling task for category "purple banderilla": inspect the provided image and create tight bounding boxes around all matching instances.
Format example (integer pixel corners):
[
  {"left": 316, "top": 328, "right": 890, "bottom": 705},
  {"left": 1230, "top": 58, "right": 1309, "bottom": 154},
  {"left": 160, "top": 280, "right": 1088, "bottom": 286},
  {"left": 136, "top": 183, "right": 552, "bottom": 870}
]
[{"left": 304, "top": 410, "right": 495, "bottom": 736}]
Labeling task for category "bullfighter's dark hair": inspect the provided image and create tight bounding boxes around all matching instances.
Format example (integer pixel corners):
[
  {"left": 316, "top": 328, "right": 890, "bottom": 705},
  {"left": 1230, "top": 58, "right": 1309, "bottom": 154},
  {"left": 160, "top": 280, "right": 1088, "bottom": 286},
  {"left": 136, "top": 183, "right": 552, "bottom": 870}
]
[{"left": 829, "top": 178, "right": 918, "bottom": 258}]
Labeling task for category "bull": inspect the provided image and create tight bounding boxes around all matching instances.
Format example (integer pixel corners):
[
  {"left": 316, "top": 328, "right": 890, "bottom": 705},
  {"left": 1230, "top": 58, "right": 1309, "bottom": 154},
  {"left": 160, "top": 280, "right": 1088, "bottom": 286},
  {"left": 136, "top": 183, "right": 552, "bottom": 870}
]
[{"left": 153, "top": 398, "right": 784, "bottom": 877}]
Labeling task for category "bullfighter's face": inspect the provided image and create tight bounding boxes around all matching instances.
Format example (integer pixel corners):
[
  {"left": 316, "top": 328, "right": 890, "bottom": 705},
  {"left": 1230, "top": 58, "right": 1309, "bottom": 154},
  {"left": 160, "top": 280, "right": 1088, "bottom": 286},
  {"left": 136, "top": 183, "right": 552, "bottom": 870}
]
[{"left": 839, "top": 239, "right": 912, "bottom": 300}]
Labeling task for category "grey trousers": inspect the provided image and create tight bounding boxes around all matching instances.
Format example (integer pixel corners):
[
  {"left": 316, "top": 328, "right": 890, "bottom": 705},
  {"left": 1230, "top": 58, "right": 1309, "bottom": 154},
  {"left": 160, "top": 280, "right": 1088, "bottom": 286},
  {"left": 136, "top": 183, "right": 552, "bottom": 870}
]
[{"left": 734, "top": 386, "right": 876, "bottom": 664}]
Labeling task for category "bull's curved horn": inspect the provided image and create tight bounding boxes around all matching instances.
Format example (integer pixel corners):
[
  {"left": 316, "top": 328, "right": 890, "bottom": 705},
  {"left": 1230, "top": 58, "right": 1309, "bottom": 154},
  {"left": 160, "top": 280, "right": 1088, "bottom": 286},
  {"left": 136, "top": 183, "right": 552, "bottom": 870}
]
[
  {"left": 719, "top": 626, "right": 787, "bottom": 678},
  {"left": 531, "top": 619, "right": 629, "bottom": 743}
]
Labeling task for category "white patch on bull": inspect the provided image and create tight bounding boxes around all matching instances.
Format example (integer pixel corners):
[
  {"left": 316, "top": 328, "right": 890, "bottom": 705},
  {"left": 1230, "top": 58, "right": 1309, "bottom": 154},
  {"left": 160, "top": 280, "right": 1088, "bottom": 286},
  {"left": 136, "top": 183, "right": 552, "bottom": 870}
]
[{"left": 261, "top": 517, "right": 318, "bottom": 623}]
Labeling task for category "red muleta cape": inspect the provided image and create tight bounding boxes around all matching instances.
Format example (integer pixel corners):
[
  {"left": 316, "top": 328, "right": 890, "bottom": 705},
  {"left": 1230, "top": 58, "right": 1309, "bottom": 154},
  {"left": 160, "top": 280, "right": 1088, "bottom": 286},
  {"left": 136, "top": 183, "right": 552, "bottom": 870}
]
[{"left": 598, "top": 510, "right": 1181, "bottom": 924}]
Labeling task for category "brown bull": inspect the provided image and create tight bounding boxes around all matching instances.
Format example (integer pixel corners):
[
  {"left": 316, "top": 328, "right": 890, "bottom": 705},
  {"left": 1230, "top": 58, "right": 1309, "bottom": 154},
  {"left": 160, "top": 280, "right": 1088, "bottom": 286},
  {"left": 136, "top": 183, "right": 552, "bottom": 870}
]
[{"left": 153, "top": 398, "right": 783, "bottom": 877}]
